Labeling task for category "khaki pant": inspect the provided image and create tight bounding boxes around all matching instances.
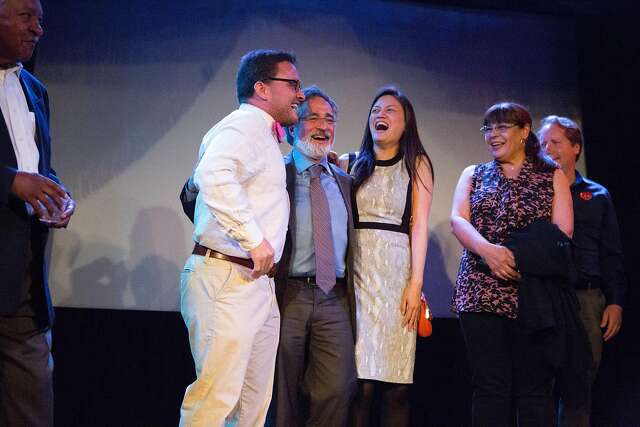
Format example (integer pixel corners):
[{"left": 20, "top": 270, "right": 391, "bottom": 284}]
[
  {"left": 179, "top": 255, "right": 280, "bottom": 427},
  {"left": 558, "top": 288, "right": 606, "bottom": 427},
  {"left": 0, "top": 318, "right": 53, "bottom": 427}
]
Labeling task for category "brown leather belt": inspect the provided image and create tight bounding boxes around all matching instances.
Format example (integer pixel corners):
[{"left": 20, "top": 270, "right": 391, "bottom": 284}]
[{"left": 193, "top": 243, "right": 278, "bottom": 278}]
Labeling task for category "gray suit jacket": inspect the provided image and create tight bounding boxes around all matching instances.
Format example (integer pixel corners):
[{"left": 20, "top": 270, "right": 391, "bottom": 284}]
[{"left": 274, "top": 154, "right": 357, "bottom": 341}]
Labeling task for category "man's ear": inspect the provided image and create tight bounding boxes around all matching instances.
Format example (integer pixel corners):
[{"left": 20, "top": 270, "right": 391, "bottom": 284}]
[
  {"left": 253, "top": 81, "right": 270, "bottom": 101},
  {"left": 573, "top": 143, "right": 581, "bottom": 158},
  {"left": 286, "top": 126, "right": 296, "bottom": 145}
]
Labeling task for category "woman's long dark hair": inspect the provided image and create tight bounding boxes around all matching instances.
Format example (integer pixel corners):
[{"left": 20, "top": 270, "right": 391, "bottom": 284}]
[
  {"left": 483, "top": 102, "right": 556, "bottom": 172},
  {"left": 352, "top": 86, "right": 434, "bottom": 191}
]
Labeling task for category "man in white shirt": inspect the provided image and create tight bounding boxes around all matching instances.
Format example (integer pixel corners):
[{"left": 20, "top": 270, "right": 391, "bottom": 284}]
[
  {"left": 179, "top": 49, "right": 304, "bottom": 427},
  {"left": 0, "top": 1, "right": 75, "bottom": 426}
]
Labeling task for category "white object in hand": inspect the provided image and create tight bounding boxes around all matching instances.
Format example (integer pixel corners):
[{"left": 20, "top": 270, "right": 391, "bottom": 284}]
[{"left": 37, "top": 193, "right": 71, "bottom": 224}]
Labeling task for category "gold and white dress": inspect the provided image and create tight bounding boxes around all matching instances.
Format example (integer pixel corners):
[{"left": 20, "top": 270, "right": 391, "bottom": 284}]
[{"left": 352, "top": 154, "right": 415, "bottom": 384}]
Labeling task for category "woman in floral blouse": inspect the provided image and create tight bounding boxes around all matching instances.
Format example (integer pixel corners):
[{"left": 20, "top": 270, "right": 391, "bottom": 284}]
[{"left": 450, "top": 102, "right": 573, "bottom": 426}]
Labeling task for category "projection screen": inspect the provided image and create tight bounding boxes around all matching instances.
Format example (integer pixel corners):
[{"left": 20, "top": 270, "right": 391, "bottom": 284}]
[{"left": 39, "top": 0, "right": 585, "bottom": 316}]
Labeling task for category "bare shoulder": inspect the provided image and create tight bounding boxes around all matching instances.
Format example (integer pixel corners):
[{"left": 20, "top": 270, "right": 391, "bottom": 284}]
[
  {"left": 337, "top": 151, "right": 360, "bottom": 160},
  {"left": 415, "top": 154, "right": 434, "bottom": 176},
  {"left": 453, "top": 165, "right": 477, "bottom": 191},
  {"left": 553, "top": 168, "right": 569, "bottom": 186},
  {"left": 461, "top": 164, "right": 476, "bottom": 179}
]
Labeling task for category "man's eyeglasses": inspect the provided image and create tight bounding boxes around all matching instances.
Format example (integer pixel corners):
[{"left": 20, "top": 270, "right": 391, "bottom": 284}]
[
  {"left": 300, "top": 115, "right": 337, "bottom": 126},
  {"left": 480, "top": 123, "right": 518, "bottom": 135},
  {"left": 265, "top": 77, "right": 302, "bottom": 92}
]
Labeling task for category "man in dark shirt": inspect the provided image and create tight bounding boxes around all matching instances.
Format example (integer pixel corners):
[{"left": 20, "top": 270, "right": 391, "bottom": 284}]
[{"left": 539, "top": 115, "right": 626, "bottom": 427}]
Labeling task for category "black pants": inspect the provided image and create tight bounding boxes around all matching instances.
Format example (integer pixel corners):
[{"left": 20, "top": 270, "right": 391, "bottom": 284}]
[
  {"left": 276, "top": 278, "right": 356, "bottom": 427},
  {"left": 460, "top": 312, "right": 555, "bottom": 427}
]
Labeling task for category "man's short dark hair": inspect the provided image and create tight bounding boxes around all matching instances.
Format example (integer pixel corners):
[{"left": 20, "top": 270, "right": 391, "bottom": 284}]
[
  {"left": 236, "top": 49, "right": 297, "bottom": 103},
  {"left": 286, "top": 86, "right": 339, "bottom": 144},
  {"left": 539, "top": 115, "right": 584, "bottom": 160}
]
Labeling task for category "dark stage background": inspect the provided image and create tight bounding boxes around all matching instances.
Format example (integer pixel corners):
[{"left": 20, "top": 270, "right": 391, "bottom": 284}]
[{"left": 40, "top": 1, "right": 639, "bottom": 426}]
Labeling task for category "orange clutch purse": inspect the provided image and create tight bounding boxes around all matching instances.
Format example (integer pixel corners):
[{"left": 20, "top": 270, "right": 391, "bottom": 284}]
[{"left": 418, "top": 293, "right": 433, "bottom": 337}]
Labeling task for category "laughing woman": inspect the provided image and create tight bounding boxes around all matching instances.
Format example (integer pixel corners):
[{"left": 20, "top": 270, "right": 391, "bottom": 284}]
[
  {"left": 451, "top": 102, "right": 573, "bottom": 426},
  {"left": 339, "top": 87, "right": 434, "bottom": 426}
]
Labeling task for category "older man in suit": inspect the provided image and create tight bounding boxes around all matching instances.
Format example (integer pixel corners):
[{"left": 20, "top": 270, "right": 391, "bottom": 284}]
[
  {"left": 274, "top": 86, "right": 356, "bottom": 427},
  {"left": 0, "top": 0, "right": 75, "bottom": 425}
]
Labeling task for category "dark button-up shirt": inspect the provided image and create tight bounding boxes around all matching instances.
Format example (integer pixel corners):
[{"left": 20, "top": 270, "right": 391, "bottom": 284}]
[{"left": 571, "top": 171, "right": 626, "bottom": 306}]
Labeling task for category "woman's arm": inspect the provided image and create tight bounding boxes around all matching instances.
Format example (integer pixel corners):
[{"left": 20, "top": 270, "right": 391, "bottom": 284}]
[
  {"left": 450, "top": 165, "right": 519, "bottom": 281},
  {"left": 401, "top": 156, "right": 433, "bottom": 331},
  {"left": 451, "top": 165, "right": 485, "bottom": 254},
  {"left": 551, "top": 168, "right": 574, "bottom": 238}
]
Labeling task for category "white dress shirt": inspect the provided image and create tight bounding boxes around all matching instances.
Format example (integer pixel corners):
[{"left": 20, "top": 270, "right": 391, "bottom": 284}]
[
  {"left": 192, "top": 103, "right": 289, "bottom": 262},
  {"left": 0, "top": 64, "right": 39, "bottom": 173}
]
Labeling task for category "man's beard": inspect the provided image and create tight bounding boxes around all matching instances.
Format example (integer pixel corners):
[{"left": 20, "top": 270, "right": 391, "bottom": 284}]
[{"left": 294, "top": 135, "right": 332, "bottom": 160}]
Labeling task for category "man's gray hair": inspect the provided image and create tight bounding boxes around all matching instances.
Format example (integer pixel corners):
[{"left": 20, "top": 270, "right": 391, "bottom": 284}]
[{"left": 297, "top": 85, "right": 339, "bottom": 119}]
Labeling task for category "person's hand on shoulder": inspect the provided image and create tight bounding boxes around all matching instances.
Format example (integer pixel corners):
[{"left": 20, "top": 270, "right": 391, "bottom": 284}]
[{"left": 327, "top": 151, "right": 339, "bottom": 166}]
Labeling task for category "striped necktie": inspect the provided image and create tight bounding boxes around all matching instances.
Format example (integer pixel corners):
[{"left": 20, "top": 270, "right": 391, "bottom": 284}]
[{"left": 309, "top": 164, "right": 336, "bottom": 294}]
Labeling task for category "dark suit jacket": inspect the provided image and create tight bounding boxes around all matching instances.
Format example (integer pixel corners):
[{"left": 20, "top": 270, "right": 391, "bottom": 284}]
[
  {"left": 0, "top": 70, "right": 59, "bottom": 327},
  {"left": 179, "top": 153, "right": 358, "bottom": 340},
  {"left": 273, "top": 154, "right": 357, "bottom": 341}
]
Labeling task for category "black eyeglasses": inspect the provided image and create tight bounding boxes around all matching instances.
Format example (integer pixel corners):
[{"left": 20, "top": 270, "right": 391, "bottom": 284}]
[{"left": 265, "top": 77, "right": 302, "bottom": 92}]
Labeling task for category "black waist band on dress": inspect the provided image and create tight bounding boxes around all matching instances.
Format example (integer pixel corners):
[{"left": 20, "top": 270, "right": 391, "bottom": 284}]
[{"left": 353, "top": 221, "right": 410, "bottom": 235}]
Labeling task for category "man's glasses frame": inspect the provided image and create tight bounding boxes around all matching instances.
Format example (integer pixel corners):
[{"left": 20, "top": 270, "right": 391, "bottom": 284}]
[
  {"left": 300, "top": 115, "right": 337, "bottom": 126},
  {"left": 265, "top": 77, "right": 302, "bottom": 92}
]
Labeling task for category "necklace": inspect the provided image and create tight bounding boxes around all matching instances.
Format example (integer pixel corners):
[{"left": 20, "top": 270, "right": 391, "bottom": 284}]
[{"left": 500, "top": 161, "right": 523, "bottom": 179}]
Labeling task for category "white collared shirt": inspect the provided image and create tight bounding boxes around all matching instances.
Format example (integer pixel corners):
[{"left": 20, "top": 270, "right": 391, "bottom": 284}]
[
  {"left": 192, "top": 103, "right": 289, "bottom": 261},
  {"left": 0, "top": 64, "right": 39, "bottom": 173}
]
